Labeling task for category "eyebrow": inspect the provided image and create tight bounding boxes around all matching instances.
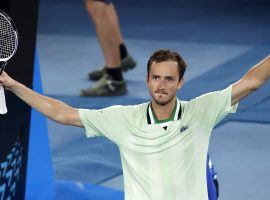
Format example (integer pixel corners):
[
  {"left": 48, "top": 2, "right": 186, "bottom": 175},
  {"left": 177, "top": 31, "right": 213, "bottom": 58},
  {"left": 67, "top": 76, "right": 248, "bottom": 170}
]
[{"left": 151, "top": 74, "right": 175, "bottom": 79}]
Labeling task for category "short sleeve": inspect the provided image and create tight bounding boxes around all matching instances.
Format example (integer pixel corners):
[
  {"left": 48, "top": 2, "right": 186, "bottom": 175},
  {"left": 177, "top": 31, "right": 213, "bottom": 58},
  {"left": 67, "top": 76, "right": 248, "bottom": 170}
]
[
  {"left": 79, "top": 105, "right": 133, "bottom": 145},
  {"left": 192, "top": 85, "right": 239, "bottom": 130}
]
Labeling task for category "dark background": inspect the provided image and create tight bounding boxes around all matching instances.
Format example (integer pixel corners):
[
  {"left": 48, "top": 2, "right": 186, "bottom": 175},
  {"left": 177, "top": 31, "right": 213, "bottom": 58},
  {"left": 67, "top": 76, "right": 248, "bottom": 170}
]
[{"left": 0, "top": 0, "right": 39, "bottom": 199}]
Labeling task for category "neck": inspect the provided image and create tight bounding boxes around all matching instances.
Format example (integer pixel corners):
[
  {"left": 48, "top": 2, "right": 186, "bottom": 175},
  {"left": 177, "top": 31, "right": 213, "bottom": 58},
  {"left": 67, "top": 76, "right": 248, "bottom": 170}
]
[{"left": 151, "top": 97, "right": 176, "bottom": 121}]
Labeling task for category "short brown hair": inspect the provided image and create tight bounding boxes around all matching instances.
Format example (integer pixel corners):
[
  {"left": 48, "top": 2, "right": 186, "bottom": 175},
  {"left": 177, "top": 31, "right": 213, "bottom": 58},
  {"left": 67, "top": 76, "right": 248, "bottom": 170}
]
[{"left": 147, "top": 49, "right": 187, "bottom": 80}]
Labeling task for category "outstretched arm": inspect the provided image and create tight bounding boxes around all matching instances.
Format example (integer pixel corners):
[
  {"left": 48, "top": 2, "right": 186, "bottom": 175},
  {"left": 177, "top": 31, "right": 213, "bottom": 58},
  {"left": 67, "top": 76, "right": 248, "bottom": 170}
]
[
  {"left": 0, "top": 72, "right": 83, "bottom": 127},
  {"left": 232, "top": 55, "right": 270, "bottom": 106}
]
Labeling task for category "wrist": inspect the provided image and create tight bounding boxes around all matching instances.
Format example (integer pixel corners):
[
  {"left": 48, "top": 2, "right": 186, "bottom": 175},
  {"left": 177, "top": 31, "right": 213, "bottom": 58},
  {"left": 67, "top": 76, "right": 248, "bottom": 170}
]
[{"left": 8, "top": 80, "right": 20, "bottom": 92}]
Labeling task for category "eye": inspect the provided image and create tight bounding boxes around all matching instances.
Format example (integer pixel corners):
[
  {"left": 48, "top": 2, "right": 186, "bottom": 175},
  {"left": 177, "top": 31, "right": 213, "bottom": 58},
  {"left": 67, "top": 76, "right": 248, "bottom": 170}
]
[
  {"left": 166, "top": 77, "right": 174, "bottom": 82},
  {"left": 152, "top": 76, "right": 159, "bottom": 80}
]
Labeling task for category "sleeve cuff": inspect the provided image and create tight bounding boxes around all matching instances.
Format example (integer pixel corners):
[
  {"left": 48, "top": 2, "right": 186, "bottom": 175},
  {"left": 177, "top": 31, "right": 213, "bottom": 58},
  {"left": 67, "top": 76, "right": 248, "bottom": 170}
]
[
  {"left": 226, "top": 84, "right": 239, "bottom": 114},
  {"left": 78, "top": 109, "right": 101, "bottom": 138}
]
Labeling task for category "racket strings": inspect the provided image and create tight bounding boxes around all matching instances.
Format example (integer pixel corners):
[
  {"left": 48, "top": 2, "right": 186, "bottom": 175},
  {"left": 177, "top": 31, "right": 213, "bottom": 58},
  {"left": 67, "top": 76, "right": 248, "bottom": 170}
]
[{"left": 0, "top": 14, "right": 17, "bottom": 60}]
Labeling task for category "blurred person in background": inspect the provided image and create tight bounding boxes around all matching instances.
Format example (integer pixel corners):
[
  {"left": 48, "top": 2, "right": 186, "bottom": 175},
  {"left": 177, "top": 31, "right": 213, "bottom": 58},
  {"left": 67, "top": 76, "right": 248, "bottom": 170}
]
[{"left": 81, "top": 0, "right": 137, "bottom": 96}]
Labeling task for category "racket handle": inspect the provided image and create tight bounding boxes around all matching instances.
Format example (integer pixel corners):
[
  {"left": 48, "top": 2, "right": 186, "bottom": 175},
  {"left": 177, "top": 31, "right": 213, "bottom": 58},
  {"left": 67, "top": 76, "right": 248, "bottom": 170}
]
[{"left": 0, "top": 86, "right": 7, "bottom": 114}]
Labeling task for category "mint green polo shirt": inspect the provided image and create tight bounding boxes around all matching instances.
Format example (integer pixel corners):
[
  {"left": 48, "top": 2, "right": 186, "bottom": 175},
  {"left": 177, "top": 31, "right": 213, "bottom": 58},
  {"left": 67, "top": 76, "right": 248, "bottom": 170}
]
[{"left": 79, "top": 85, "right": 238, "bottom": 200}]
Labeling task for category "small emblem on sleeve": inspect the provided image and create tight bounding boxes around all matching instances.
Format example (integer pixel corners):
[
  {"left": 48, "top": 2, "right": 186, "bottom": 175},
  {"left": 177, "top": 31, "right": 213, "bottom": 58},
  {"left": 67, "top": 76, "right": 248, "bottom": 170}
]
[{"left": 180, "top": 126, "right": 188, "bottom": 133}]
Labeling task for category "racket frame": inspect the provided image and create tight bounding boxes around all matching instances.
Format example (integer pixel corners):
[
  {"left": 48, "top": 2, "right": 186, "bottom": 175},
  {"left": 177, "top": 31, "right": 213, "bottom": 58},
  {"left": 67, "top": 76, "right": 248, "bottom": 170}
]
[
  {"left": 0, "top": 9, "right": 19, "bottom": 114},
  {"left": 0, "top": 9, "right": 19, "bottom": 64}
]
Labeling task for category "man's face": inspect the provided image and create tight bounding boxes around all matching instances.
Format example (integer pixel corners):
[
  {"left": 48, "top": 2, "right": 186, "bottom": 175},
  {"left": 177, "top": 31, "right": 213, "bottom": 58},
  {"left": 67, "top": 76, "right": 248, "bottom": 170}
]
[{"left": 147, "top": 61, "right": 183, "bottom": 106}]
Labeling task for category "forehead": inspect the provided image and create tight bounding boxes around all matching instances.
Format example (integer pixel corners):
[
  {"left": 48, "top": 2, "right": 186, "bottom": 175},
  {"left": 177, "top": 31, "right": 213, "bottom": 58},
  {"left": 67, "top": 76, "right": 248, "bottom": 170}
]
[{"left": 149, "top": 61, "right": 179, "bottom": 75}]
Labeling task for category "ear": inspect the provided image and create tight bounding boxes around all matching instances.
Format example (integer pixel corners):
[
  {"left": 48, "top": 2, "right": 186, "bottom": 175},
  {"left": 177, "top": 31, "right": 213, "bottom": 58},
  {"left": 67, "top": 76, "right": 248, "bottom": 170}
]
[
  {"left": 177, "top": 78, "right": 184, "bottom": 90},
  {"left": 146, "top": 75, "right": 150, "bottom": 84}
]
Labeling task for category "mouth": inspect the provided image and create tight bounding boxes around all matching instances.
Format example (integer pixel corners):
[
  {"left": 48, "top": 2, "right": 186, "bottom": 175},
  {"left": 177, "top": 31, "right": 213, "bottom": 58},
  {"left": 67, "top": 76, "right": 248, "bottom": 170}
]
[{"left": 155, "top": 91, "right": 167, "bottom": 95}]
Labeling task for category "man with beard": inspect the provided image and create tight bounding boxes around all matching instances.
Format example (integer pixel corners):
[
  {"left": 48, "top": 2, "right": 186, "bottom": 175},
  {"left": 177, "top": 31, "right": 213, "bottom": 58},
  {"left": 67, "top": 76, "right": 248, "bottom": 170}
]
[{"left": 1, "top": 49, "right": 269, "bottom": 199}]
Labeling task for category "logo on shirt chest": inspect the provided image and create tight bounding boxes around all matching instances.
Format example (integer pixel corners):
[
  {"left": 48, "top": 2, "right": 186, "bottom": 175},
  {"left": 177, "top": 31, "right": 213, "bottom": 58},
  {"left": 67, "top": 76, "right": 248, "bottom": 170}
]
[{"left": 180, "top": 125, "right": 188, "bottom": 133}]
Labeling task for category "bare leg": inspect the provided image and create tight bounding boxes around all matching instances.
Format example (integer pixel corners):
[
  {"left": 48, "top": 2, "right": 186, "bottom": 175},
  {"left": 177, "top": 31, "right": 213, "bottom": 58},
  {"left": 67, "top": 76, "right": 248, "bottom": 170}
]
[
  {"left": 108, "top": 3, "right": 124, "bottom": 44},
  {"left": 85, "top": 0, "right": 122, "bottom": 68},
  {"left": 81, "top": 0, "right": 137, "bottom": 96}
]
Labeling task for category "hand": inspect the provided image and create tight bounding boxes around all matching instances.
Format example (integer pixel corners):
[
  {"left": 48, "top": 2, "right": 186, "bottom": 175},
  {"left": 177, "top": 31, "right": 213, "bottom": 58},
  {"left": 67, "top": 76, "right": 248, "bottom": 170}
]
[{"left": 0, "top": 71, "right": 17, "bottom": 90}]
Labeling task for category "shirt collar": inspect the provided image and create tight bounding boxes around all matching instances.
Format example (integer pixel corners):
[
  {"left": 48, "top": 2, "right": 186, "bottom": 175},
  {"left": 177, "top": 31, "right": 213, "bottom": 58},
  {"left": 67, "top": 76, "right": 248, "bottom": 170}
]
[{"left": 146, "top": 99, "right": 181, "bottom": 125}]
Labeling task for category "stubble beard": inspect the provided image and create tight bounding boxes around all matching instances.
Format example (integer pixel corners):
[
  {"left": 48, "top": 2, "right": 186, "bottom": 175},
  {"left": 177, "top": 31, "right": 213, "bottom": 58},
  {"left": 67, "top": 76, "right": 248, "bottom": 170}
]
[{"left": 152, "top": 93, "right": 175, "bottom": 106}]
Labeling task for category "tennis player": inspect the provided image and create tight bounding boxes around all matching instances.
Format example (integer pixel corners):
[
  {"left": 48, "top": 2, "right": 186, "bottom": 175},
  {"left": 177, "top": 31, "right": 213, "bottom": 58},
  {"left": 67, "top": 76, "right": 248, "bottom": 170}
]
[{"left": 0, "top": 49, "right": 269, "bottom": 200}]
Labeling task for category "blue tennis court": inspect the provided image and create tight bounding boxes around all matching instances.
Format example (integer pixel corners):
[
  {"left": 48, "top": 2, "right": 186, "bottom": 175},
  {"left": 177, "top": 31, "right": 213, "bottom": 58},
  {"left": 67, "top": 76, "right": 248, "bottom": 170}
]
[{"left": 26, "top": 0, "right": 270, "bottom": 199}]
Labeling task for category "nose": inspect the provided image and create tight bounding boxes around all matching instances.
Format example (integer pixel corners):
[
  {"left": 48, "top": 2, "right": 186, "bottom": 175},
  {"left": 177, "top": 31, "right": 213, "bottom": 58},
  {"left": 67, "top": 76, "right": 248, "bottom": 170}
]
[{"left": 158, "top": 79, "right": 166, "bottom": 89}]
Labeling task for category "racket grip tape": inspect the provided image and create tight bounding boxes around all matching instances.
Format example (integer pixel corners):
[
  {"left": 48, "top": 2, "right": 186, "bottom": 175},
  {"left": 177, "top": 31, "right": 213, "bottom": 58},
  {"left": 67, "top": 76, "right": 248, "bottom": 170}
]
[{"left": 0, "top": 86, "right": 7, "bottom": 114}]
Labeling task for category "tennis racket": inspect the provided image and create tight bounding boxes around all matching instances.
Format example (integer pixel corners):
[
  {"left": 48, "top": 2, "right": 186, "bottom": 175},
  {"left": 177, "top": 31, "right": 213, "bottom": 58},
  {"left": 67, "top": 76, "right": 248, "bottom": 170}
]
[{"left": 0, "top": 10, "right": 19, "bottom": 114}]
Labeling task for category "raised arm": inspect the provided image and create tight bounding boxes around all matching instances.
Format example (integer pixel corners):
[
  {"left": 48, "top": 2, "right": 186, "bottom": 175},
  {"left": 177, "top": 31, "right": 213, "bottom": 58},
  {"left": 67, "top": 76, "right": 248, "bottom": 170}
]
[
  {"left": 0, "top": 71, "right": 83, "bottom": 127},
  {"left": 232, "top": 55, "right": 270, "bottom": 106}
]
